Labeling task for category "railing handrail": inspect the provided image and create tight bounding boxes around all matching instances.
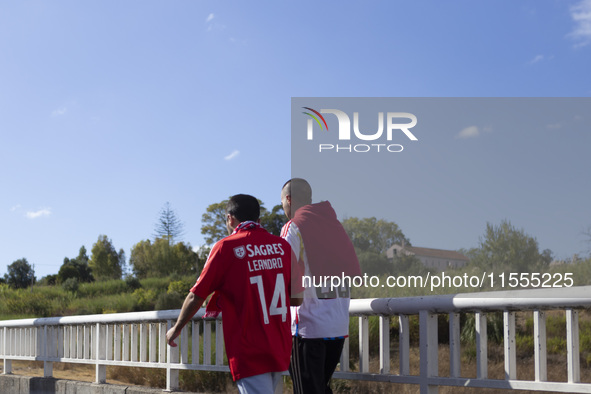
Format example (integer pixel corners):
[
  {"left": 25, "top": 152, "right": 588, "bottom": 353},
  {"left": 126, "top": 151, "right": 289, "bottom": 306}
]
[
  {"left": 2, "top": 285, "right": 590, "bottom": 327},
  {"left": 349, "top": 285, "right": 591, "bottom": 315},
  {"left": 0, "top": 309, "right": 198, "bottom": 328}
]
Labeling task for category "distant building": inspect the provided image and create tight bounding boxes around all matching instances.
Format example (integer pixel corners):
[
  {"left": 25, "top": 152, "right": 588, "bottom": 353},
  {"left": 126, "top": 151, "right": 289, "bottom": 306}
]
[{"left": 386, "top": 242, "right": 469, "bottom": 271}]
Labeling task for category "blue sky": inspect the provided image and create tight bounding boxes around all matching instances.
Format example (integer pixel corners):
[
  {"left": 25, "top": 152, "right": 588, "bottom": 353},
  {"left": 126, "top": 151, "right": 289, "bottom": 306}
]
[{"left": 1, "top": 1, "right": 590, "bottom": 279}]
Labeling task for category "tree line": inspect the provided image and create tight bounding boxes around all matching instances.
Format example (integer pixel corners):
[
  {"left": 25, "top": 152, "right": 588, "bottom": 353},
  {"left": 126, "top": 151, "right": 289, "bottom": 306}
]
[
  {"left": 3, "top": 198, "right": 584, "bottom": 290},
  {"left": 1, "top": 200, "right": 286, "bottom": 290}
]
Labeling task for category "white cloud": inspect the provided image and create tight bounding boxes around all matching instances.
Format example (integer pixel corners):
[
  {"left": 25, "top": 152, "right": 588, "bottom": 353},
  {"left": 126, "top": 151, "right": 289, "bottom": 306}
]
[
  {"left": 527, "top": 54, "right": 555, "bottom": 65},
  {"left": 205, "top": 13, "right": 226, "bottom": 32},
  {"left": 10, "top": 204, "right": 21, "bottom": 212},
  {"left": 25, "top": 208, "right": 52, "bottom": 219},
  {"left": 569, "top": 0, "right": 591, "bottom": 48},
  {"left": 51, "top": 107, "right": 67, "bottom": 117},
  {"left": 456, "top": 126, "right": 480, "bottom": 139},
  {"left": 529, "top": 55, "right": 544, "bottom": 64},
  {"left": 224, "top": 150, "right": 240, "bottom": 160},
  {"left": 547, "top": 123, "right": 562, "bottom": 129}
]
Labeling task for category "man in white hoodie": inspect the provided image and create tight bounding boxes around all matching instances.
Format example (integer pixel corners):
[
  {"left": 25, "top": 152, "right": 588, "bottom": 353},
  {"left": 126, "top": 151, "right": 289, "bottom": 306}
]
[{"left": 280, "top": 179, "right": 361, "bottom": 394}]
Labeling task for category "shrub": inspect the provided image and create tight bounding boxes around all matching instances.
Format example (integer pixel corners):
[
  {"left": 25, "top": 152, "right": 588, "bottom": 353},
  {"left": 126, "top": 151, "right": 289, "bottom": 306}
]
[
  {"left": 460, "top": 312, "right": 504, "bottom": 345},
  {"left": 77, "top": 279, "right": 128, "bottom": 298},
  {"left": 125, "top": 275, "right": 142, "bottom": 290},
  {"left": 155, "top": 291, "right": 185, "bottom": 311},
  {"left": 516, "top": 333, "right": 534, "bottom": 355},
  {"left": 39, "top": 274, "right": 58, "bottom": 286},
  {"left": 548, "top": 337, "right": 567, "bottom": 354},
  {"left": 62, "top": 277, "right": 80, "bottom": 293},
  {"left": 5, "top": 291, "right": 53, "bottom": 317},
  {"left": 140, "top": 277, "right": 171, "bottom": 293},
  {"left": 167, "top": 279, "right": 193, "bottom": 295},
  {"left": 133, "top": 288, "right": 157, "bottom": 311}
]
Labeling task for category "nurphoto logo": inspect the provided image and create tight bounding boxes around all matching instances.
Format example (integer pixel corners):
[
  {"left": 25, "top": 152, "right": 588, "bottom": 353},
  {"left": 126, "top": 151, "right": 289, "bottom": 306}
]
[{"left": 302, "top": 107, "right": 418, "bottom": 153}]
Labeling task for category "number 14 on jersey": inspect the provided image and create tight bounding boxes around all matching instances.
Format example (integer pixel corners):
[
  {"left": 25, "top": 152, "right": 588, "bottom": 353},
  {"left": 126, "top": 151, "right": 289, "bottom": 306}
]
[{"left": 250, "top": 274, "right": 287, "bottom": 324}]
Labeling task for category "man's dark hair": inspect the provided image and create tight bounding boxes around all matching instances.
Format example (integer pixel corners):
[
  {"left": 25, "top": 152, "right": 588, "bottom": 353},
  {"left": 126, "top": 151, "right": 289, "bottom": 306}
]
[{"left": 226, "top": 194, "right": 260, "bottom": 222}]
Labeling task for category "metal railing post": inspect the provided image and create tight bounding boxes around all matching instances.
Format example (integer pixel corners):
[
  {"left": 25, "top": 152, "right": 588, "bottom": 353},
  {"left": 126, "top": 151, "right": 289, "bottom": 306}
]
[
  {"left": 359, "top": 316, "right": 369, "bottom": 373},
  {"left": 476, "top": 312, "right": 488, "bottom": 379},
  {"left": 449, "top": 312, "right": 461, "bottom": 378},
  {"left": 566, "top": 309, "right": 580, "bottom": 383},
  {"left": 379, "top": 316, "right": 390, "bottom": 374},
  {"left": 534, "top": 310, "right": 547, "bottom": 382},
  {"left": 419, "top": 310, "right": 438, "bottom": 394},
  {"left": 166, "top": 320, "right": 179, "bottom": 391},
  {"left": 95, "top": 323, "right": 106, "bottom": 384},
  {"left": 504, "top": 311, "right": 516, "bottom": 380},
  {"left": 3, "top": 327, "right": 12, "bottom": 374},
  {"left": 399, "top": 314, "right": 410, "bottom": 376}
]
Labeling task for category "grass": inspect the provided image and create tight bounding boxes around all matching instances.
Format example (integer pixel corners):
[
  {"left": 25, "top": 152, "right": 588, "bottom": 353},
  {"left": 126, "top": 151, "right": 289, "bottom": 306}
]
[{"left": 0, "top": 274, "right": 197, "bottom": 321}]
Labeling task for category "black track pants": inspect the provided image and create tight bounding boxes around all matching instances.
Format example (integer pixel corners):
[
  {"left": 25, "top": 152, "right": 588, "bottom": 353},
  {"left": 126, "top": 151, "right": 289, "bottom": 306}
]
[{"left": 289, "top": 336, "right": 345, "bottom": 394}]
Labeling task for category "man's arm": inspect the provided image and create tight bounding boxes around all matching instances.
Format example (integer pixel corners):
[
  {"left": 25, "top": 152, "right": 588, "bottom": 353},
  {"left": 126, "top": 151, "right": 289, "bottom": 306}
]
[
  {"left": 166, "top": 291, "right": 205, "bottom": 347},
  {"left": 282, "top": 223, "right": 305, "bottom": 307},
  {"left": 289, "top": 248, "right": 304, "bottom": 307}
]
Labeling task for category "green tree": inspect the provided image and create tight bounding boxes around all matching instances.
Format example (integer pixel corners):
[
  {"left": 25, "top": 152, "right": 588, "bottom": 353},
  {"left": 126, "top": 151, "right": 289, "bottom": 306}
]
[
  {"left": 5, "top": 258, "right": 36, "bottom": 289},
  {"left": 259, "top": 204, "right": 286, "bottom": 236},
  {"left": 130, "top": 238, "right": 200, "bottom": 279},
  {"left": 39, "top": 274, "right": 58, "bottom": 286},
  {"left": 342, "top": 217, "right": 409, "bottom": 255},
  {"left": 471, "top": 220, "right": 546, "bottom": 272},
  {"left": 357, "top": 250, "right": 393, "bottom": 276},
  {"left": 58, "top": 246, "right": 94, "bottom": 284},
  {"left": 154, "top": 202, "right": 185, "bottom": 245},
  {"left": 391, "top": 253, "right": 430, "bottom": 275},
  {"left": 77, "top": 245, "right": 90, "bottom": 265},
  {"left": 201, "top": 199, "right": 283, "bottom": 244},
  {"left": 584, "top": 226, "right": 591, "bottom": 256},
  {"left": 541, "top": 249, "right": 553, "bottom": 265},
  {"left": 89, "top": 235, "right": 123, "bottom": 280},
  {"left": 201, "top": 200, "right": 229, "bottom": 245}
]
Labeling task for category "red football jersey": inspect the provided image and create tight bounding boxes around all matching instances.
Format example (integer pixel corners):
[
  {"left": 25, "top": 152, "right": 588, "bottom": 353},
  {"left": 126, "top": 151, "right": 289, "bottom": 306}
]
[{"left": 191, "top": 226, "right": 298, "bottom": 381}]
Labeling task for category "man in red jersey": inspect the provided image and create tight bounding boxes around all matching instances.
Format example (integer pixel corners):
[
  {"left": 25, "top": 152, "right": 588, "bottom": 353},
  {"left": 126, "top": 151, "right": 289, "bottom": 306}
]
[{"left": 167, "top": 194, "right": 302, "bottom": 394}]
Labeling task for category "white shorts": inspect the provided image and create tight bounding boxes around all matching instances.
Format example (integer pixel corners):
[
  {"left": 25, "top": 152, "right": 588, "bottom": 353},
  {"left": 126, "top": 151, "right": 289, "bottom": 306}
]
[{"left": 237, "top": 371, "right": 285, "bottom": 394}]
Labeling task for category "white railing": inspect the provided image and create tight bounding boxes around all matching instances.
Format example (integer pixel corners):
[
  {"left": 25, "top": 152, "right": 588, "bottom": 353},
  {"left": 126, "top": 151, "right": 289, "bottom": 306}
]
[{"left": 2, "top": 286, "right": 591, "bottom": 393}]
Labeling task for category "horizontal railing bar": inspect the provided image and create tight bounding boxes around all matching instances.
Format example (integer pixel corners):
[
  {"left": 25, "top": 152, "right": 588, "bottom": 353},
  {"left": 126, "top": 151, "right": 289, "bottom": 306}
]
[
  {"left": 348, "top": 286, "right": 591, "bottom": 316},
  {"left": 0, "top": 309, "right": 218, "bottom": 328}
]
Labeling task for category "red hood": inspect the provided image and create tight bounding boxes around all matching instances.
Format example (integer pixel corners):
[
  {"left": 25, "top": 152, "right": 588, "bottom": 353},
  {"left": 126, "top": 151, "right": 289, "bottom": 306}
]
[{"left": 292, "top": 201, "right": 361, "bottom": 278}]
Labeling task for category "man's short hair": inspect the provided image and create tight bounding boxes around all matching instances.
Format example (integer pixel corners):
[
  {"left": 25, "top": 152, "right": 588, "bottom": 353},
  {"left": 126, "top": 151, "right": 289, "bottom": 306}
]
[
  {"left": 226, "top": 194, "right": 260, "bottom": 222},
  {"left": 282, "top": 178, "right": 312, "bottom": 205}
]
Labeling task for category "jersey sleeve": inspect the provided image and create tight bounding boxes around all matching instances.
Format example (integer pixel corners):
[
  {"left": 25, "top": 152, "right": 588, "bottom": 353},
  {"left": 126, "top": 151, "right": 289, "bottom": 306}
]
[
  {"left": 190, "top": 241, "right": 225, "bottom": 300},
  {"left": 289, "top": 248, "right": 305, "bottom": 297},
  {"left": 281, "top": 223, "right": 305, "bottom": 297},
  {"left": 281, "top": 221, "right": 303, "bottom": 261}
]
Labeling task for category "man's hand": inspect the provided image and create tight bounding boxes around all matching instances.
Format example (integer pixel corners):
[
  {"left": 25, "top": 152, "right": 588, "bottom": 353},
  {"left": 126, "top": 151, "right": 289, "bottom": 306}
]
[
  {"left": 166, "top": 326, "right": 180, "bottom": 347},
  {"left": 165, "top": 291, "right": 205, "bottom": 348}
]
